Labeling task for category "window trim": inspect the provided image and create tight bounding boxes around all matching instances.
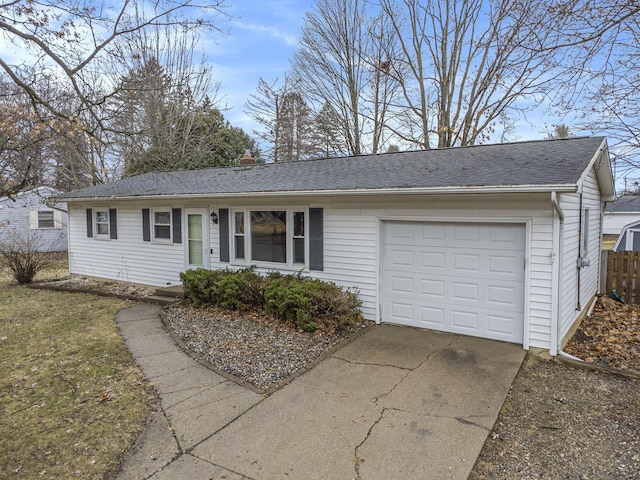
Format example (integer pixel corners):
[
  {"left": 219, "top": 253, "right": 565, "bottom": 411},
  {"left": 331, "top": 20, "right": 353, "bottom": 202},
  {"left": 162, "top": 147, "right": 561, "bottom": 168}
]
[
  {"left": 151, "top": 207, "right": 173, "bottom": 243},
  {"left": 230, "top": 207, "right": 309, "bottom": 269},
  {"left": 581, "top": 207, "right": 590, "bottom": 257},
  {"left": 37, "top": 210, "right": 55, "bottom": 229},
  {"left": 94, "top": 209, "right": 111, "bottom": 239}
]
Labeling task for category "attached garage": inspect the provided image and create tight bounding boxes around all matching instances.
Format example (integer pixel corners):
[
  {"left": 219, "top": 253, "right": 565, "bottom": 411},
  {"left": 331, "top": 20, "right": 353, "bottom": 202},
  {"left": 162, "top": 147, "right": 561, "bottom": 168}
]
[{"left": 382, "top": 221, "right": 526, "bottom": 343}]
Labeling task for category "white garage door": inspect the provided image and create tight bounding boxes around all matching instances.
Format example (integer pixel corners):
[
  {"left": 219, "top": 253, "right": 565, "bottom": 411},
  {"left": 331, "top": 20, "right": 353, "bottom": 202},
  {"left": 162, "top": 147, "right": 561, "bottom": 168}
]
[{"left": 382, "top": 221, "right": 525, "bottom": 343}]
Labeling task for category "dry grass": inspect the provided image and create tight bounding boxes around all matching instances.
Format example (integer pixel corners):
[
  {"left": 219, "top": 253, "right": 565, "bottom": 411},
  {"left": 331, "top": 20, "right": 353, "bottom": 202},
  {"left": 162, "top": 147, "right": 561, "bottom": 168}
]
[{"left": 0, "top": 260, "right": 157, "bottom": 479}]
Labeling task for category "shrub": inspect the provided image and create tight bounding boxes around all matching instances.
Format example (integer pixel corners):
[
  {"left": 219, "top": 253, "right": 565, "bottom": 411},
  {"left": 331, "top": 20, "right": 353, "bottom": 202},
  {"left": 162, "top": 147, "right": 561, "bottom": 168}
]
[
  {"left": 215, "top": 269, "right": 265, "bottom": 311},
  {"left": 180, "top": 267, "right": 264, "bottom": 310},
  {"left": 264, "top": 275, "right": 362, "bottom": 331},
  {"left": 0, "top": 229, "right": 54, "bottom": 284},
  {"left": 180, "top": 268, "right": 229, "bottom": 308},
  {"left": 180, "top": 269, "right": 363, "bottom": 331}
]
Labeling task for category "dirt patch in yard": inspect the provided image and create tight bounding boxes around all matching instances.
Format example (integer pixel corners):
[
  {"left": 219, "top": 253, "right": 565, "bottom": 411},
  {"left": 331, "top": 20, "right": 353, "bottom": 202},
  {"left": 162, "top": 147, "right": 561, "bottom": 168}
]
[
  {"left": 471, "top": 296, "right": 640, "bottom": 479},
  {"left": 470, "top": 358, "right": 639, "bottom": 479}
]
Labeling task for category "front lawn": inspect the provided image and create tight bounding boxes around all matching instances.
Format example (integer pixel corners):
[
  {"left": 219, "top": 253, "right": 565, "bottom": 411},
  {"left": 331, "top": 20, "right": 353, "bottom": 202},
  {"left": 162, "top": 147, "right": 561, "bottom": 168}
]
[{"left": 0, "top": 268, "right": 156, "bottom": 479}]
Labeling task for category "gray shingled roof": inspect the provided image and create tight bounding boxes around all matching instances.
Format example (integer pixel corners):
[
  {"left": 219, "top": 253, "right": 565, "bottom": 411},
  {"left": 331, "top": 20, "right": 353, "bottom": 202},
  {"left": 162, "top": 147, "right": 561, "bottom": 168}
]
[
  {"left": 605, "top": 194, "right": 640, "bottom": 212},
  {"left": 59, "top": 137, "right": 606, "bottom": 201}
]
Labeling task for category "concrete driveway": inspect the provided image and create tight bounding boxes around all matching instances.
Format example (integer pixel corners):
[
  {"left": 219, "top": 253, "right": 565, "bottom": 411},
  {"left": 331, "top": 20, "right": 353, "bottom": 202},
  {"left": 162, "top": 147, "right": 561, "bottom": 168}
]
[{"left": 114, "top": 304, "right": 525, "bottom": 480}]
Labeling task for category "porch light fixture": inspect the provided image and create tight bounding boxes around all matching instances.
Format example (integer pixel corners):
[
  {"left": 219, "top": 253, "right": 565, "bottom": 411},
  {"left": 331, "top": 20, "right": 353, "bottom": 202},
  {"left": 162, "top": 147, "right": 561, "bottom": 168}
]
[{"left": 210, "top": 211, "right": 218, "bottom": 224}]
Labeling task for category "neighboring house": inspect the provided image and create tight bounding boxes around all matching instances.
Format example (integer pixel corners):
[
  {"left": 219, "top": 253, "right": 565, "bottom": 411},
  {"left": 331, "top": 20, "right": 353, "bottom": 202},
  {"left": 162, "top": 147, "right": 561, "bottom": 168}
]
[
  {"left": 612, "top": 219, "right": 640, "bottom": 251},
  {"left": 603, "top": 194, "right": 640, "bottom": 236},
  {"left": 0, "top": 186, "right": 68, "bottom": 252},
  {"left": 57, "top": 137, "right": 615, "bottom": 355}
]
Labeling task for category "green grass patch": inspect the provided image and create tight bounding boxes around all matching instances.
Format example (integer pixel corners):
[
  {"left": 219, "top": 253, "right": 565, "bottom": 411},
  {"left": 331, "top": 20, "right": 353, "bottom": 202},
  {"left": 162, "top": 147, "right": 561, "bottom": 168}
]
[{"left": 0, "top": 283, "right": 156, "bottom": 479}]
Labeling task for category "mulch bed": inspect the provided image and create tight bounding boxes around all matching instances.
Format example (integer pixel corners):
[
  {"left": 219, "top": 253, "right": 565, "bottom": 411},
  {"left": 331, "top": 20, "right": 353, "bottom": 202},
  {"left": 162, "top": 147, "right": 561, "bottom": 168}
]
[
  {"left": 161, "top": 304, "right": 371, "bottom": 393},
  {"left": 564, "top": 296, "right": 640, "bottom": 373}
]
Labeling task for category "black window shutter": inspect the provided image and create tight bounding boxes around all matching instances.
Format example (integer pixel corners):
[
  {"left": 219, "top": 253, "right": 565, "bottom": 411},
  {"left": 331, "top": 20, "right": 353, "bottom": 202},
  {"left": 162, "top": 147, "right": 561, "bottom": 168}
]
[
  {"left": 172, "top": 208, "right": 182, "bottom": 244},
  {"left": 86, "top": 208, "right": 93, "bottom": 238},
  {"left": 142, "top": 209, "right": 151, "bottom": 242},
  {"left": 309, "top": 208, "right": 323, "bottom": 271},
  {"left": 109, "top": 208, "right": 117, "bottom": 239},
  {"left": 219, "top": 208, "right": 229, "bottom": 262}
]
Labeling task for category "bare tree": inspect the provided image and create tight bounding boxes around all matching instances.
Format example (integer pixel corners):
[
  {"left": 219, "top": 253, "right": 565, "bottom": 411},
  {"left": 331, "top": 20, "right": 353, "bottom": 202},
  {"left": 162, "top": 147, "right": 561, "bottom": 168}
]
[
  {"left": 378, "top": 0, "right": 572, "bottom": 148},
  {"left": 0, "top": 0, "right": 226, "bottom": 192},
  {"left": 291, "top": 0, "right": 374, "bottom": 156},
  {"left": 552, "top": 2, "right": 640, "bottom": 179},
  {"left": 245, "top": 77, "right": 288, "bottom": 162}
]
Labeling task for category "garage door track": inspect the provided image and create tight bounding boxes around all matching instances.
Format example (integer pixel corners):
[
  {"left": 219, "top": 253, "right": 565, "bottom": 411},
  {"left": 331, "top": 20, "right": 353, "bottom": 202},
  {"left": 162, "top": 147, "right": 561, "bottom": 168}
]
[{"left": 114, "top": 304, "right": 525, "bottom": 480}]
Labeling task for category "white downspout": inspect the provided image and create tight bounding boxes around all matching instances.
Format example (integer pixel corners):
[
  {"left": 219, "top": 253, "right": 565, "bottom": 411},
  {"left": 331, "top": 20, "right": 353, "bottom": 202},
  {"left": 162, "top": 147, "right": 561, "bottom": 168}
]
[{"left": 551, "top": 192, "right": 564, "bottom": 357}]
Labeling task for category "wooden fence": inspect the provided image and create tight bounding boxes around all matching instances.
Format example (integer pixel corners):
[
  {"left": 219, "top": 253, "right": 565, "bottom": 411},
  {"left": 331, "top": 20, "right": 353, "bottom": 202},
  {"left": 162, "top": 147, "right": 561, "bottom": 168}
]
[{"left": 602, "top": 250, "right": 640, "bottom": 305}]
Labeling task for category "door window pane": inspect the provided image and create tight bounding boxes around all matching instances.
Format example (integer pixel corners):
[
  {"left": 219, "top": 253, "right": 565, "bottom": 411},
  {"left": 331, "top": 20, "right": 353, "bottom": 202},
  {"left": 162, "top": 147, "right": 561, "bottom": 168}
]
[{"left": 188, "top": 214, "right": 203, "bottom": 266}]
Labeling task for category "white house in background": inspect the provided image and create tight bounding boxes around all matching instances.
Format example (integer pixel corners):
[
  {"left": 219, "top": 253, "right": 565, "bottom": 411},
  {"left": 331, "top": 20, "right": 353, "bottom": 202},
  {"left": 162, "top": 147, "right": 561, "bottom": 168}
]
[
  {"left": 612, "top": 219, "right": 640, "bottom": 251},
  {"left": 57, "top": 137, "right": 615, "bottom": 355},
  {"left": 603, "top": 194, "right": 640, "bottom": 236},
  {"left": 0, "top": 186, "right": 67, "bottom": 252}
]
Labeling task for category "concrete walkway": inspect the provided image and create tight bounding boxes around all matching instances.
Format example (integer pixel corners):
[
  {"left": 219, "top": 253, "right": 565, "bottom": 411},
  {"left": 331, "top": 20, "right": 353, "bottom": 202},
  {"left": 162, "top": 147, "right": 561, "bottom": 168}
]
[{"left": 113, "top": 303, "right": 525, "bottom": 480}]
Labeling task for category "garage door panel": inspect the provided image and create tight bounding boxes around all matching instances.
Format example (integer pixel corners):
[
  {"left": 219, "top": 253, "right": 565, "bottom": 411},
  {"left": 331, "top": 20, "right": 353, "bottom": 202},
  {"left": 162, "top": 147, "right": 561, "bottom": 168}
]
[
  {"left": 391, "top": 302, "right": 412, "bottom": 321},
  {"left": 421, "top": 252, "right": 445, "bottom": 269},
  {"left": 421, "top": 306, "right": 444, "bottom": 326},
  {"left": 453, "top": 253, "right": 479, "bottom": 272},
  {"left": 453, "top": 225, "right": 482, "bottom": 242},
  {"left": 421, "top": 279, "right": 444, "bottom": 300},
  {"left": 488, "top": 255, "right": 522, "bottom": 276},
  {"left": 453, "top": 282, "right": 479, "bottom": 302},
  {"left": 488, "top": 313, "right": 519, "bottom": 336},
  {"left": 391, "top": 276, "right": 413, "bottom": 295},
  {"left": 489, "top": 225, "right": 526, "bottom": 249},
  {"left": 420, "top": 223, "right": 446, "bottom": 241},
  {"left": 383, "top": 221, "right": 525, "bottom": 344},
  {"left": 488, "top": 285, "right": 520, "bottom": 308},
  {"left": 452, "top": 310, "right": 479, "bottom": 330},
  {"left": 391, "top": 249, "right": 414, "bottom": 266}
]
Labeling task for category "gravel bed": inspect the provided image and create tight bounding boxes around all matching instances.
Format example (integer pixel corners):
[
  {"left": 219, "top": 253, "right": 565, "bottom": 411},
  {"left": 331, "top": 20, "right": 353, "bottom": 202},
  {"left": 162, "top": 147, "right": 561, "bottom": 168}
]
[
  {"left": 470, "top": 358, "right": 640, "bottom": 479},
  {"left": 161, "top": 304, "right": 371, "bottom": 392}
]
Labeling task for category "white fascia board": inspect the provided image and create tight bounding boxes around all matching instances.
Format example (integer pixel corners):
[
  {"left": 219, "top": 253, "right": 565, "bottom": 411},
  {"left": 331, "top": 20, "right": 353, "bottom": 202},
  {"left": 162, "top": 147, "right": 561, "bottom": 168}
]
[{"left": 62, "top": 183, "right": 578, "bottom": 203}]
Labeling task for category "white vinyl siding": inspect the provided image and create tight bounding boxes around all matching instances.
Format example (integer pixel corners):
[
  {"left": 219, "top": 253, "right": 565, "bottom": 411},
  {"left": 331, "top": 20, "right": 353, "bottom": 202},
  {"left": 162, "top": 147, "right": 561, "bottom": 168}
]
[
  {"left": 68, "top": 204, "right": 185, "bottom": 286},
  {"left": 558, "top": 166, "right": 603, "bottom": 341},
  {"left": 603, "top": 212, "right": 640, "bottom": 235},
  {"left": 0, "top": 187, "right": 67, "bottom": 252},
  {"left": 68, "top": 186, "right": 608, "bottom": 352}
]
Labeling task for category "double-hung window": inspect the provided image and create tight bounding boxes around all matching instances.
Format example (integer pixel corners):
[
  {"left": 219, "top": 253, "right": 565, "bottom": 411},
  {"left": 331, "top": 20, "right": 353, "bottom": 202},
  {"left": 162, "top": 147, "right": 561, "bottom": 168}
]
[
  {"left": 153, "top": 210, "right": 172, "bottom": 241},
  {"left": 234, "top": 212, "right": 245, "bottom": 260},
  {"left": 37, "top": 211, "right": 55, "bottom": 229},
  {"left": 95, "top": 210, "right": 110, "bottom": 237},
  {"left": 86, "top": 208, "right": 117, "bottom": 240},
  {"left": 232, "top": 208, "right": 307, "bottom": 267}
]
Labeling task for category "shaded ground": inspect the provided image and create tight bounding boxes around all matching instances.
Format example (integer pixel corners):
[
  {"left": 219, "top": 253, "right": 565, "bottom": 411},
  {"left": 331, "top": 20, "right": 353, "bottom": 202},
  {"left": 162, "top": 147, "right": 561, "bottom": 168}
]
[
  {"left": 472, "top": 296, "right": 640, "bottom": 479},
  {"left": 470, "top": 358, "right": 640, "bottom": 479}
]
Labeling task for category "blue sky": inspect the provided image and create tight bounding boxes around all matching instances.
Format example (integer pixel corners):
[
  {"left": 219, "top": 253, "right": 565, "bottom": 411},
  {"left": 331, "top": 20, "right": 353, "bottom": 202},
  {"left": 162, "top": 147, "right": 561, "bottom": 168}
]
[{"left": 208, "top": 0, "right": 314, "bottom": 132}]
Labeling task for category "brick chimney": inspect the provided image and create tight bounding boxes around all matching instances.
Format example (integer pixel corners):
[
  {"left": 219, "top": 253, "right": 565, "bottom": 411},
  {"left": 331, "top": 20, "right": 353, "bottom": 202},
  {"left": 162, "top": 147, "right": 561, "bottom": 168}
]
[{"left": 239, "top": 152, "right": 256, "bottom": 165}]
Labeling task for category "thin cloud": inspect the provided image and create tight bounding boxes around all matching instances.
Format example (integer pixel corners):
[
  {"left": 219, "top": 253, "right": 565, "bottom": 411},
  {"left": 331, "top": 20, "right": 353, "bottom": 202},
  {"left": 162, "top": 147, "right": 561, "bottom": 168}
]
[{"left": 234, "top": 21, "right": 298, "bottom": 46}]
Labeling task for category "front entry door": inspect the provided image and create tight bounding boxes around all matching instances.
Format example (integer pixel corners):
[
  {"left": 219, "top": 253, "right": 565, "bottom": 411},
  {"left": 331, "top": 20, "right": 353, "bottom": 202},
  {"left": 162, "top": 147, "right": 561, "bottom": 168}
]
[{"left": 185, "top": 208, "right": 208, "bottom": 269}]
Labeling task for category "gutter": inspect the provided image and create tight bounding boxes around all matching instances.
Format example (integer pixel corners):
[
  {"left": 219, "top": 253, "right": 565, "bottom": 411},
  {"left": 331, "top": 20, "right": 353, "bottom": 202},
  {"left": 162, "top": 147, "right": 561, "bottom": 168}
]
[
  {"left": 55, "top": 183, "right": 579, "bottom": 203},
  {"left": 550, "top": 191, "right": 565, "bottom": 357}
]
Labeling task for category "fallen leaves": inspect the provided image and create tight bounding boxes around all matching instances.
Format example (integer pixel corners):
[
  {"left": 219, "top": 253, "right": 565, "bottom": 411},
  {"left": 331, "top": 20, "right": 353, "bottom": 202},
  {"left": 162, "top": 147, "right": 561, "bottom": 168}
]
[{"left": 564, "top": 297, "right": 640, "bottom": 373}]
